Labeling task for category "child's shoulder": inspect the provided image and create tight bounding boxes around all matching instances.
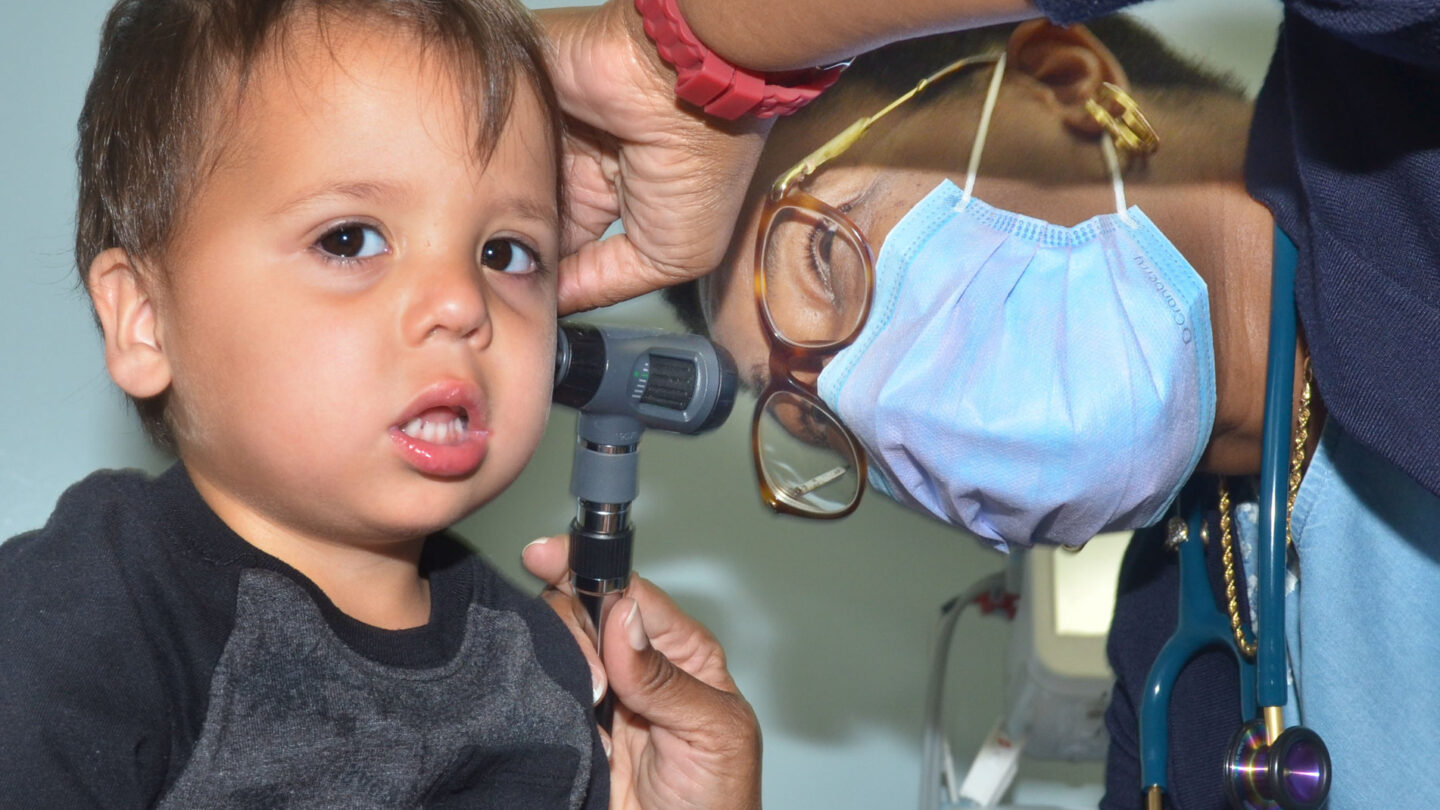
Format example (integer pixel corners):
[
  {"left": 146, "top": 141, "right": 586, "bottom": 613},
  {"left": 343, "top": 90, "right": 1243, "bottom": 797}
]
[
  {"left": 1, "top": 466, "right": 164, "bottom": 582},
  {"left": 0, "top": 463, "right": 229, "bottom": 681},
  {"left": 0, "top": 468, "right": 182, "bottom": 801}
]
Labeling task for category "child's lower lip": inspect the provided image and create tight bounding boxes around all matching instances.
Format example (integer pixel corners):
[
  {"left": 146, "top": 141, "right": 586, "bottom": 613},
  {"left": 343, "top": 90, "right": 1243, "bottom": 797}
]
[{"left": 389, "top": 427, "right": 488, "bottom": 477}]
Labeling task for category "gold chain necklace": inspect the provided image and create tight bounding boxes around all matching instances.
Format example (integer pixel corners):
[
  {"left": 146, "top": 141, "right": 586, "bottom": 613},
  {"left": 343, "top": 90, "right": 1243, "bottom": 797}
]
[{"left": 1220, "top": 356, "right": 1313, "bottom": 659}]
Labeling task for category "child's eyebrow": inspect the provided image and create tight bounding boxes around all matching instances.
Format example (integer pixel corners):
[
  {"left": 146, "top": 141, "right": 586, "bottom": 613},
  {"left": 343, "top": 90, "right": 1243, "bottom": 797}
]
[
  {"left": 268, "top": 181, "right": 559, "bottom": 233},
  {"left": 494, "top": 192, "right": 560, "bottom": 232},
  {"left": 269, "top": 180, "right": 410, "bottom": 218}
]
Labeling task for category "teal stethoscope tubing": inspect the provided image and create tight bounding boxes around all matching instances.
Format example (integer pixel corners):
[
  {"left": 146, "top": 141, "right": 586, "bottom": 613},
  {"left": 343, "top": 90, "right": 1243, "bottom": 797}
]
[
  {"left": 1138, "top": 225, "right": 1298, "bottom": 793},
  {"left": 1255, "top": 225, "right": 1298, "bottom": 709}
]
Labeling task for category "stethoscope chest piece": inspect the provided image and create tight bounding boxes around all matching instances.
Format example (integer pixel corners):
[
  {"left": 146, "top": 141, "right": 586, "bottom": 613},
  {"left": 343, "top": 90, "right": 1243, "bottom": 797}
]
[{"left": 1224, "top": 718, "right": 1331, "bottom": 810}]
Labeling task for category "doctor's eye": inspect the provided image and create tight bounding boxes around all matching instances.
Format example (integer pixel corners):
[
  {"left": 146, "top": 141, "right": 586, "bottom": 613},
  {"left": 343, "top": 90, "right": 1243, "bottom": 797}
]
[
  {"left": 481, "top": 238, "right": 541, "bottom": 275},
  {"left": 810, "top": 223, "right": 838, "bottom": 278},
  {"left": 316, "top": 223, "right": 389, "bottom": 261}
]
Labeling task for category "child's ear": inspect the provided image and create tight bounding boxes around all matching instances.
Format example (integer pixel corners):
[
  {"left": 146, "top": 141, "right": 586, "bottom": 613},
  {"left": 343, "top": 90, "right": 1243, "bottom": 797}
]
[{"left": 87, "top": 247, "right": 172, "bottom": 399}]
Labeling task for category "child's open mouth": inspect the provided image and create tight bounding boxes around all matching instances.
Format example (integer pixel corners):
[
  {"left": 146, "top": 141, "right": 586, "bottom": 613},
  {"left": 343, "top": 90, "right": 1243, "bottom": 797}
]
[{"left": 390, "top": 383, "right": 489, "bottom": 477}]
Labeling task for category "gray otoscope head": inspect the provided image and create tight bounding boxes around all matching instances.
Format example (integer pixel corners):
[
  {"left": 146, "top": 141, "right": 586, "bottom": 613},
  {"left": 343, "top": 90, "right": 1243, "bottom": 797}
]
[
  {"left": 551, "top": 320, "right": 738, "bottom": 561},
  {"left": 553, "top": 322, "right": 738, "bottom": 445}
]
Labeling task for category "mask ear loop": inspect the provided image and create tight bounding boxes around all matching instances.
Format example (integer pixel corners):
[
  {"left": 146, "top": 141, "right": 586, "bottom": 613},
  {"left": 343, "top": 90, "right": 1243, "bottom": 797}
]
[
  {"left": 1101, "top": 135, "right": 1136, "bottom": 227},
  {"left": 959, "top": 51, "right": 1007, "bottom": 208},
  {"left": 1086, "top": 83, "right": 1159, "bottom": 227}
]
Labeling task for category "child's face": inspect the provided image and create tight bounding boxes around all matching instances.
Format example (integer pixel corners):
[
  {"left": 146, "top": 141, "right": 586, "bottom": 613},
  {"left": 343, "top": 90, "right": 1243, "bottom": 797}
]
[{"left": 149, "top": 22, "right": 558, "bottom": 548}]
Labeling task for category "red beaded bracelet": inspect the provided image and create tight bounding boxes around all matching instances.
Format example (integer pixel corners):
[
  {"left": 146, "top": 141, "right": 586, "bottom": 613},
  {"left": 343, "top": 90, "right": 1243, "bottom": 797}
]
[{"left": 634, "top": 0, "right": 846, "bottom": 119}]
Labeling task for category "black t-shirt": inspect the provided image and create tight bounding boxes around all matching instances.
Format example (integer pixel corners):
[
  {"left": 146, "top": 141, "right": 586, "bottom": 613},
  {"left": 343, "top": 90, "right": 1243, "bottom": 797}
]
[{"left": 0, "top": 465, "right": 607, "bottom": 809}]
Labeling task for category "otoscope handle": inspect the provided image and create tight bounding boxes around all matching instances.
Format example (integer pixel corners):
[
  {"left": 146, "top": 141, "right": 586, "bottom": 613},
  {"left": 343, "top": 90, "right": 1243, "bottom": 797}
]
[{"left": 570, "top": 512, "right": 634, "bottom": 732}]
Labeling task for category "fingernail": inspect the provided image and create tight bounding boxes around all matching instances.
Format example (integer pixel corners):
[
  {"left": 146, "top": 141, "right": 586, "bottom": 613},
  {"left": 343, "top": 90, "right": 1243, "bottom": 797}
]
[
  {"left": 600, "top": 733, "right": 612, "bottom": 760},
  {"left": 592, "top": 670, "right": 605, "bottom": 705},
  {"left": 523, "top": 537, "right": 550, "bottom": 553},
  {"left": 623, "top": 600, "right": 648, "bottom": 651}
]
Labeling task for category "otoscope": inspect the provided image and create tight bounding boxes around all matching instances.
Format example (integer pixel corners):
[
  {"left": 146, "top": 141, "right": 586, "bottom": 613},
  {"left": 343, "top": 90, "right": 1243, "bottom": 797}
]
[{"left": 552, "top": 322, "right": 738, "bottom": 729}]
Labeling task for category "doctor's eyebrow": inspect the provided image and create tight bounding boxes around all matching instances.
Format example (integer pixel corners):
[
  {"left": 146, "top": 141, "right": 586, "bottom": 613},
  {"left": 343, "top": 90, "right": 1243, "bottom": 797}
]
[{"left": 744, "top": 363, "right": 766, "bottom": 393}]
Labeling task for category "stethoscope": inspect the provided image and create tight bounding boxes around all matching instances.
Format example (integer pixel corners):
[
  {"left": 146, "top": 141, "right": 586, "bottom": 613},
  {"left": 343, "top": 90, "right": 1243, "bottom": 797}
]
[{"left": 1138, "top": 227, "right": 1332, "bottom": 810}]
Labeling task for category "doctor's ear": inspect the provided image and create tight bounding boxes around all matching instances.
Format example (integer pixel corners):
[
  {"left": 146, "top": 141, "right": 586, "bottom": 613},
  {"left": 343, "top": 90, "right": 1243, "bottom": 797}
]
[
  {"left": 87, "top": 247, "right": 172, "bottom": 399},
  {"left": 1006, "top": 20, "right": 1129, "bottom": 138}
]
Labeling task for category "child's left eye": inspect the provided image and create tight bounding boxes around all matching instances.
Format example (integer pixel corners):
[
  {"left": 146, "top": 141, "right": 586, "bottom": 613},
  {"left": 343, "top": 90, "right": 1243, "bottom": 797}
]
[
  {"left": 481, "top": 238, "right": 539, "bottom": 275},
  {"left": 316, "top": 223, "right": 389, "bottom": 260}
]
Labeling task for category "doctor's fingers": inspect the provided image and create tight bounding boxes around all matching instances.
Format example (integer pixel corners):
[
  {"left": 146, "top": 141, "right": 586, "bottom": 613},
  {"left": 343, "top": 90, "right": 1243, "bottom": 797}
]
[
  {"left": 614, "top": 576, "right": 737, "bottom": 694},
  {"left": 538, "top": 1, "right": 770, "bottom": 314},
  {"left": 523, "top": 535, "right": 574, "bottom": 595},
  {"left": 603, "top": 597, "right": 761, "bottom": 810}
]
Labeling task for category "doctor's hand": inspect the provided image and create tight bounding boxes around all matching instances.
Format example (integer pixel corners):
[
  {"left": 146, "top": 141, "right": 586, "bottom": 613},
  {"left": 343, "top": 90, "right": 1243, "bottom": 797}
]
[
  {"left": 523, "top": 535, "right": 762, "bottom": 810},
  {"left": 537, "top": 0, "right": 772, "bottom": 314}
]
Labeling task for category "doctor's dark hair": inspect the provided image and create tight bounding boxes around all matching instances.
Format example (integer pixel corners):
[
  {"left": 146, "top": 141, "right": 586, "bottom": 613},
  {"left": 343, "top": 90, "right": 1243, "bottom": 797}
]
[
  {"left": 811, "top": 15, "right": 1246, "bottom": 109},
  {"left": 661, "top": 14, "right": 1247, "bottom": 336},
  {"left": 76, "top": 0, "right": 562, "bottom": 450}
]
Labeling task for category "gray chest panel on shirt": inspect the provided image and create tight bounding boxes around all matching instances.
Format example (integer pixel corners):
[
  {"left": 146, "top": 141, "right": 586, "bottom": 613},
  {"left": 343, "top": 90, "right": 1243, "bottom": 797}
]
[{"left": 158, "top": 569, "right": 591, "bottom": 809}]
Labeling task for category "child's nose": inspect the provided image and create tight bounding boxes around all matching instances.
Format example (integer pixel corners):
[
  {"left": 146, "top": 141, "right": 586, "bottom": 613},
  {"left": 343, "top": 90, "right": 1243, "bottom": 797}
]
[{"left": 404, "top": 255, "right": 492, "bottom": 348}]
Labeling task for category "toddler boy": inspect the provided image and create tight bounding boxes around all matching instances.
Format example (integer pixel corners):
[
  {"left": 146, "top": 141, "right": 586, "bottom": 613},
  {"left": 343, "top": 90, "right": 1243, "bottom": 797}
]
[{"left": 0, "top": 0, "right": 606, "bottom": 806}]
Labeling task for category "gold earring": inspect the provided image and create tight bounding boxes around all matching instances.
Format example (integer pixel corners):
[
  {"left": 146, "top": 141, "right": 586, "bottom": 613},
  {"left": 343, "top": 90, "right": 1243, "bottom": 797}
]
[{"left": 1085, "top": 82, "right": 1159, "bottom": 156}]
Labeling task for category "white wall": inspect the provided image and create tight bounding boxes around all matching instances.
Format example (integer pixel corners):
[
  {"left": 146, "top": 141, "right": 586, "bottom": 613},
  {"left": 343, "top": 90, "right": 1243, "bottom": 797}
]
[{"left": 1, "top": 1, "right": 1279, "bottom": 807}]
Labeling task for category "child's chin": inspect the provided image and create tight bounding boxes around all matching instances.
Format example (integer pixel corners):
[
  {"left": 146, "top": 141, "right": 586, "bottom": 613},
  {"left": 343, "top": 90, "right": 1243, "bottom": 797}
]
[
  {"left": 356, "top": 471, "right": 513, "bottom": 538},
  {"left": 386, "top": 493, "right": 497, "bottom": 536},
  {"left": 382, "top": 509, "right": 467, "bottom": 539}
]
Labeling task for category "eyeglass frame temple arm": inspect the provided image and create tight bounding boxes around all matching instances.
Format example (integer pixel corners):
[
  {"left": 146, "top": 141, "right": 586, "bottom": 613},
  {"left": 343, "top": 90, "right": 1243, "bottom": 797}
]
[{"left": 769, "top": 53, "right": 1004, "bottom": 199}]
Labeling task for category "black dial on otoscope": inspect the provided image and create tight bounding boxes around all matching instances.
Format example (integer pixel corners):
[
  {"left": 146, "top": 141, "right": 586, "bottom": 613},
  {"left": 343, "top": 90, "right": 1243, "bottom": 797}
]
[{"left": 638, "top": 355, "right": 698, "bottom": 411}]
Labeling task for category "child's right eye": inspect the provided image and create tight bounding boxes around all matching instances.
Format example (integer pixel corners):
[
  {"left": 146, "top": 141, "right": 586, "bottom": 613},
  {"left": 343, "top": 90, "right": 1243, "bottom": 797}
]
[{"left": 316, "top": 223, "right": 389, "bottom": 261}]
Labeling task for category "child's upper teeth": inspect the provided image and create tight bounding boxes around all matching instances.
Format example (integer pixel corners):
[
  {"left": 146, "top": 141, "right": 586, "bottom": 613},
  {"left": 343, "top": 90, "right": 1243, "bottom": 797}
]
[{"left": 402, "top": 413, "right": 465, "bottom": 443}]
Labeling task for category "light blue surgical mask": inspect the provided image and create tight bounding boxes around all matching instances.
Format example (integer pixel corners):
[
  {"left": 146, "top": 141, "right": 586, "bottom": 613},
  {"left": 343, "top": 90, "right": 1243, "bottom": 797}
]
[{"left": 816, "top": 67, "right": 1216, "bottom": 550}]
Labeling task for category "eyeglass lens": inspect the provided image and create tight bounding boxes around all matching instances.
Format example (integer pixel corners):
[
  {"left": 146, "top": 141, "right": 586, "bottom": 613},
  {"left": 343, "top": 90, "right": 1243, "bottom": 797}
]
[
  {"left": 756, "top": 389, "right": 862, "bottom": 515},
  {"left": 760, "top": 205, "right": 869, "bottom": 349}
]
